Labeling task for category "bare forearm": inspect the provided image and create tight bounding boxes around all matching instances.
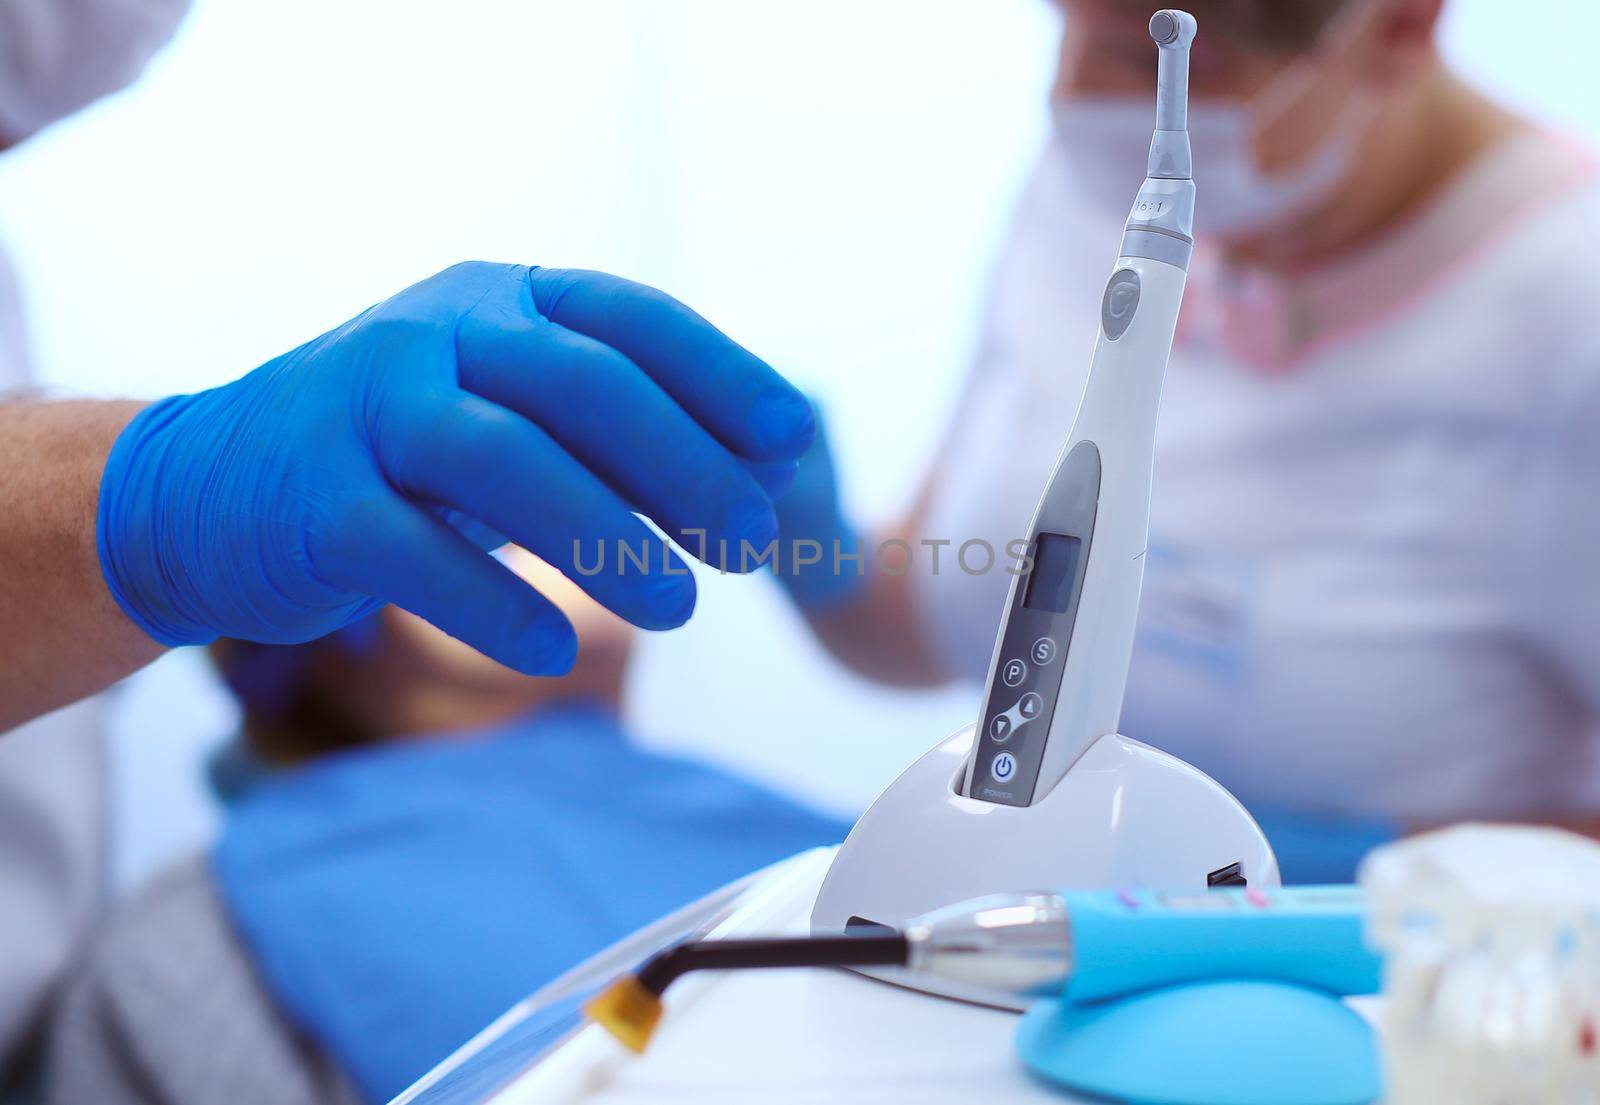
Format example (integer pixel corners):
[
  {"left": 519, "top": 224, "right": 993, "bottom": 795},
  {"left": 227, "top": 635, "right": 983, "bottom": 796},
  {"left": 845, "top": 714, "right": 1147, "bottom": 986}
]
[
  {"left": 799, "top": 526, "right": 951, "bottom": 688},
  {"left": 0, "top": 401, "right": 164, "bottom": 730}
]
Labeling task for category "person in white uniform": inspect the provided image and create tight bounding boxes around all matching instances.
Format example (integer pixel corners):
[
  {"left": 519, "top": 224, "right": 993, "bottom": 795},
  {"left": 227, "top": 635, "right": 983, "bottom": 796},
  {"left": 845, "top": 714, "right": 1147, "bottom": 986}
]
[
  {"left": 0, "top": 0, "right": 191, "bottom": 1091},
  {"left": 774, "top": 0, "right": 1600, "bottom": 879}
]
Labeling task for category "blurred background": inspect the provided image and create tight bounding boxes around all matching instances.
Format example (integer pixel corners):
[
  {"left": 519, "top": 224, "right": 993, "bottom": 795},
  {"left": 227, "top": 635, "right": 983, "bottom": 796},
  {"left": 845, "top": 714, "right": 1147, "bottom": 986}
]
[{"left": 0, "top": 0, "right": 1593, "bottom": 890}]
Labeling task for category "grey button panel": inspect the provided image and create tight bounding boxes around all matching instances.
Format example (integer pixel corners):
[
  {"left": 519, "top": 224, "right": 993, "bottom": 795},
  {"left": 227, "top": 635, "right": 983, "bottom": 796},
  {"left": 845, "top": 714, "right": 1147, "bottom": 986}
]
[
  {"left": 1101, "top": 268, "right": 1141, "bottom": 341},
  {"left": 970, "top": 441, "right": 1102, "bottom": 806}
]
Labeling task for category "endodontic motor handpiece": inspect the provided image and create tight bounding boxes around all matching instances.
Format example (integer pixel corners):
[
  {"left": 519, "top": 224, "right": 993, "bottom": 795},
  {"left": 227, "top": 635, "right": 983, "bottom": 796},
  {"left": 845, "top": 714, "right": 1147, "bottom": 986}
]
[
  {"left": 810, "top": 11, "right": 1274, "bottom": 994},
  {"left": 963, "top": 10, "right": 1199, "bottom": 806}
]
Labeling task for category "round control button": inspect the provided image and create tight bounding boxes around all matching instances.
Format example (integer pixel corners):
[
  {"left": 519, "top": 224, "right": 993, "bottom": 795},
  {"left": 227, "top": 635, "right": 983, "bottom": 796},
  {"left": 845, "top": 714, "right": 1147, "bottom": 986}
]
[
  {"left": 991, "top": 752, "right": 1017, "bottom": 784},
  {"left": 990, "top": 714, "right": 1013, "bottom": 742},
  {"left": 1031, "top": 637, "right": 1057, "bottom": 665},
  {"left": 1018, "top": 692, "right": 1044, "bottom": 720},
  {"left": 1002, "top": 658, "right": 1027, "bottom": 687}
]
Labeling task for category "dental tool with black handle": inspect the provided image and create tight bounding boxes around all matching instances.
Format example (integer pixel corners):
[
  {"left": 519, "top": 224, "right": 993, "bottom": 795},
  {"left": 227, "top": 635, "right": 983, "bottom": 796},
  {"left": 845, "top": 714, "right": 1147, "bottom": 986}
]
[{"left": 585, "top": 885, "right": 1380, "bottom": 1053}]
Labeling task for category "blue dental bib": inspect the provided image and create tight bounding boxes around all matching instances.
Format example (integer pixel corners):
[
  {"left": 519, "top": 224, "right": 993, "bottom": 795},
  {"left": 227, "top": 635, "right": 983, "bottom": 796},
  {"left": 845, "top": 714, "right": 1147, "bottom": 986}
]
[{"left": 213, "top": 705, "right": 848, "bottom": 1104}]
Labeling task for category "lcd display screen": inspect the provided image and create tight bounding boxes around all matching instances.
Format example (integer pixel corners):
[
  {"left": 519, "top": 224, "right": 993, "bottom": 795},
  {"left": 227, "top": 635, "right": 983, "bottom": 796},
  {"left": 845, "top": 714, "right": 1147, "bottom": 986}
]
[{"left": 1022, "top": 533, "right": 1083, "bottom": 614}]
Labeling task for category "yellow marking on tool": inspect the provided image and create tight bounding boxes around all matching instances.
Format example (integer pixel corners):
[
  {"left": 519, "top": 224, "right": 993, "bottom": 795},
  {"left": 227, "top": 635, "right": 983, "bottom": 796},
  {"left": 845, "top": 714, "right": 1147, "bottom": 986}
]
[{"left": 584, "top": 976, "right": 664, "bottom": 1054}]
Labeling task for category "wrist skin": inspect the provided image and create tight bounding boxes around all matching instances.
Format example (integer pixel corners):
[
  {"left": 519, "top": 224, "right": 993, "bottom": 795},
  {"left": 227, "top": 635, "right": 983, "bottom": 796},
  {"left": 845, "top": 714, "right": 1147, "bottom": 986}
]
[{"left": 0, "top": 400, "right": 165, "bottom": 731}]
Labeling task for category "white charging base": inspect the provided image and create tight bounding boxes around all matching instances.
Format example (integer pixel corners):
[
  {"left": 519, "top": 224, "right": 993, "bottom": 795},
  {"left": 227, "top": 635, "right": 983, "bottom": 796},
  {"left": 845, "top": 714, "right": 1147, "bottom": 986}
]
[{"left": 811, "top": 725, "right": 1279, "bottom": 1009}]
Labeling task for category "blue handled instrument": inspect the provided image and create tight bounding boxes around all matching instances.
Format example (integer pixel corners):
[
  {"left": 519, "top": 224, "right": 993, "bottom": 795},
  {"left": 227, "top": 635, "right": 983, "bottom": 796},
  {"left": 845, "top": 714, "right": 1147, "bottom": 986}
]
[
  {"left": 901, "top": 884, "right": 1381, "bottom": 1004},
  {"left": 585, "top": 882, "right": 1379, "bottom": 1052}
]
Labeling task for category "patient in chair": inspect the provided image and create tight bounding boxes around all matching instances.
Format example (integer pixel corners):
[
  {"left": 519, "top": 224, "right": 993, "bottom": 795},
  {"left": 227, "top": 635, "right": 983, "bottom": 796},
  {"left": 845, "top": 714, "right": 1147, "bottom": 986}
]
[{"left": 45, "top": 551, "right": 848, "bottom": 1105}]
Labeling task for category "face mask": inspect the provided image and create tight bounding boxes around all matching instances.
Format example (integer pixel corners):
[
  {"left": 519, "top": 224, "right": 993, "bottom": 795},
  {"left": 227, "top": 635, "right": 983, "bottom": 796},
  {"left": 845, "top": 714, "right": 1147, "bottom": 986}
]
[
  {"left": 1051, "top": 96, "right": 1364, "bottom": 238},
  {"left": 0, "top": 0, "right": 192, "bottom": 145},
  {"left": 1051, "top": 0, "right": 1381, "bottom": 239}
]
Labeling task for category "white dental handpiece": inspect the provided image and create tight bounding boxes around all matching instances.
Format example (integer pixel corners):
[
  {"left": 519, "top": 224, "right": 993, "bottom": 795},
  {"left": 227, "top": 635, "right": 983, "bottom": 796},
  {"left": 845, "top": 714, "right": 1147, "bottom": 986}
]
[{"left": 962, "top": 10, "right": 1198, "bottom": 805}]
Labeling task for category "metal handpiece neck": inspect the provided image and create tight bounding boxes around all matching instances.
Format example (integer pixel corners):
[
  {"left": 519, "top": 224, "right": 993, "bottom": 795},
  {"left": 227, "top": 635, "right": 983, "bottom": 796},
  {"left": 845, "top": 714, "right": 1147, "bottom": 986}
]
[
  {"left": 1146, "top": 9, "right": 1196, "bottom": 182},
  {"left": 1124, "top": 9, "right": 1198, "bottom": 269}
]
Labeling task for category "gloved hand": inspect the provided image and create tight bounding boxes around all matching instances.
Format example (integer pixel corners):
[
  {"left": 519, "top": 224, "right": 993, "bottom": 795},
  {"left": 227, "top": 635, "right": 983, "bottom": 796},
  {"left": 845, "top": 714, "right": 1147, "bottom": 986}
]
[
  {"left": 771, "top": 404, "right": 867, "bottom": 611},
  {"left": 97, "top": 262, "right": 815, "bottom": 674}
]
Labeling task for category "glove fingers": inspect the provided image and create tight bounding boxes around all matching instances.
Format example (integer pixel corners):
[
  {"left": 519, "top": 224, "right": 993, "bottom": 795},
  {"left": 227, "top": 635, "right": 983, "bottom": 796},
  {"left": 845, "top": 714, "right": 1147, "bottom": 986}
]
[
  {"left": 524, "top": 268, "right": 815, "bottom": 464},
  {"left": 379, "top": 394, "right": 700, "bottom": 630},
  {"left": 318, "top": 491, "right": 579, "bottom": 675},
  {"left": 742, "top": 458, "right": 800, "bottom": 501},
  {"left": 456, "top": 318, "right": 781, "bottom": 558}
]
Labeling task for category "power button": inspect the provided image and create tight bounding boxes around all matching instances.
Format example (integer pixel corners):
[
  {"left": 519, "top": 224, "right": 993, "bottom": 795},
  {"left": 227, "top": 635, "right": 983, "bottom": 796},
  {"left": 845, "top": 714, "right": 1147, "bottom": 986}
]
[
  {"left": 1101, "top": 268, "right": 1141, "bottom": 341},
  {"left": 991, "top": 751, "right": 1017, "bottom": 784}
]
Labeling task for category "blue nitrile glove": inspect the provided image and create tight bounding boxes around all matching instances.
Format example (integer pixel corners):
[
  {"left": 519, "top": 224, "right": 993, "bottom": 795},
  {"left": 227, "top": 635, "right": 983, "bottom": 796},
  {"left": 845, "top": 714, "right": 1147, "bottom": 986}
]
[
  {"left": 770, "top": 404, "right": 867, "bottom": 611},
  {"left": 97, "top": 262, "right": 814, "bottom": 674}
]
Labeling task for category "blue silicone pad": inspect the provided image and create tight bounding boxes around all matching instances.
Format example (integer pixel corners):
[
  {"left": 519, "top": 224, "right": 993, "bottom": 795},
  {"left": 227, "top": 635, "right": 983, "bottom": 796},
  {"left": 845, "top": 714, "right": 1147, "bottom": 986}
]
[{"left": 1016, "top": 981, "right": 1381, "bottom": 1105}]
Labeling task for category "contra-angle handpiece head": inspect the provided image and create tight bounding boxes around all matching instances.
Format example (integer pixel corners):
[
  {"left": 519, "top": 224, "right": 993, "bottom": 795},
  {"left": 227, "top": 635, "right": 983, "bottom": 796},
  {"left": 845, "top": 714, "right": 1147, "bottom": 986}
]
[
  {"left": 1148, "top": 9, "right": 1182, "bottom": 43},
  {"left": 1118, "top": 9, "right": 1197, "bottom": 268},
  {"left": 1147, "top": 9, "right": 1197, "bottom": 179}
]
